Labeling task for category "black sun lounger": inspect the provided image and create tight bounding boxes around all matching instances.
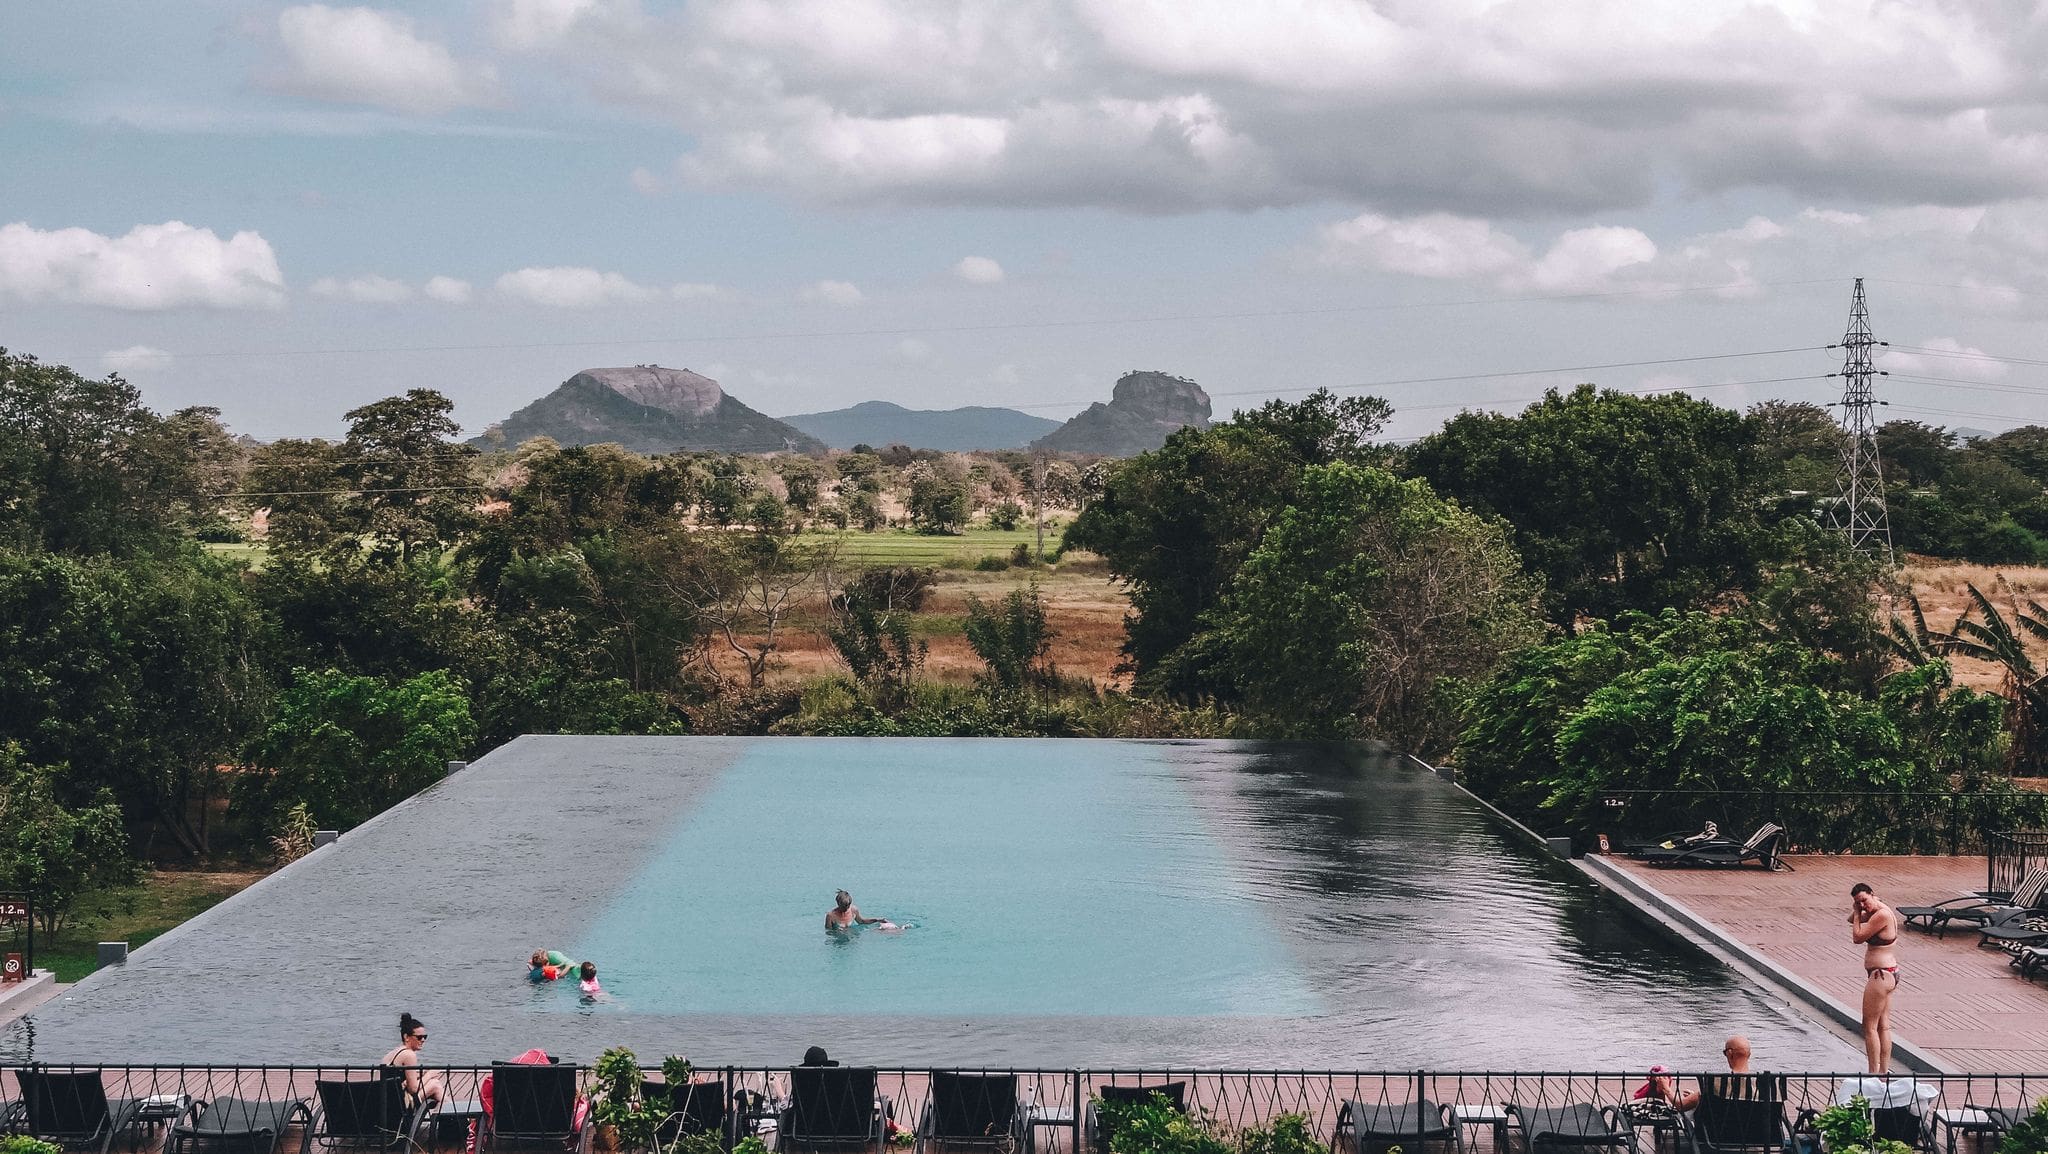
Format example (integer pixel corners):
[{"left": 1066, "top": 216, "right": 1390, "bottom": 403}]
[
  {"left": 1901, "top": 869, "right": 2048, "bottom": 937},
  {"left": 311, "top": 1074, "right": 431, "bottom": 1154},
  {"left": 1505, "top": 1104, "right": 1636, "bottom": 1154},
  {"left": 11, "top": 1069, "right": 149, "bottom": 1154},
  {"left": 168, "top": 1097, "right": 313, "bottom": 1154},
  {"left": 917, "top": 1072, "right": 1026, "bottom": 1154},
  {"left": 783, "top": 1066, "right": 891, "bottom": 1153},
  {"left": 1334, "top": 1099, "right": 1457, "bottom": 1153},
  {"left": 1687, "top": 1075, "right": 1789, "bottom": 1154},
  {"left": 485, "top": 1062, "right": 586, "bottom": 1154},
  {"left": 1647, "top": 824, "right": 1786, "bottom": 871}
]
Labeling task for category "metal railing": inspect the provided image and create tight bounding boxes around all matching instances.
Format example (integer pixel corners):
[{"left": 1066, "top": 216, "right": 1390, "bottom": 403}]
[
  {"left": 1586, "top": 791, "right": 2048, "bottom": 857},
  {"left": 1991, "top": 830, "right": 2048, "bottom": 897},
  {"left": 1, "top": 1065, "right": 2042, "bottom": 1154}
]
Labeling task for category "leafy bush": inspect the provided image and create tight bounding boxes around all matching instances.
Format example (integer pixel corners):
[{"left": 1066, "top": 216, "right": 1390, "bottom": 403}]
[
  {"left": 2, "top": 1136, "right": 64, "bottom": 1154},
  {"left": 592, "top": 1047, "right": 656, "bottom": 1152},
  {"left": 1238, "top": 1114, "right": 1329, "bottom": 1154},
  {"left": 973, "top": 554, "right": 1011, "bottom": 571},
  {"left": 988, "top": 501, "right": 1024, "bottom": 531},
  {"left": 1095, "top": 1093, "right": 1228, "bottom": 1154},
  {"left": 1999, "top": 1098, "right": 2048, "bottom": 1154},
  {"left": 1809, "top": 1097, "right": 1915, "bottom": 1154}
]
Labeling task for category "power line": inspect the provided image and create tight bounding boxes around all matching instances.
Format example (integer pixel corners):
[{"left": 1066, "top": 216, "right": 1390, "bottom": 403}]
[
  {"left": 157, "top": 280, "right": 1847, "bottom": 361},
  {"left": 1886, "top": 343, "right": 2048, "bottom": 370}
]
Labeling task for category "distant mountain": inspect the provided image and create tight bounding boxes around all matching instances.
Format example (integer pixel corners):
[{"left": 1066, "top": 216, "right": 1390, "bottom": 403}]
[
  {"left": 781, "top": 400, "right": 1059, "bottom": 451},
  {"left": 1031, "top": 371, "right": 1212, "bottom": 457},
  {"left": 473, "top": 366, "right": 824, "bottom": 454}
]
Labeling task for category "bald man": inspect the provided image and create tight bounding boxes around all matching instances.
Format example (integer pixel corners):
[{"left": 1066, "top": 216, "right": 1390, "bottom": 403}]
[{"left": 1652, "top": 1036, "right": 1753, "bottom": 1111}]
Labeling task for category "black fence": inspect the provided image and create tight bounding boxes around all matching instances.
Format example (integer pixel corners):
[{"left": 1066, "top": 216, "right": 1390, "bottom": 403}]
[
  {"left": 1587, "top": 791, "right": 2048, "bottom": 857},
  {"left": 2, "top": 1065, "right": 2043, "bottom": 1154},
  {"left": 1991, "top": 830, "right": 2048, "bottom": 897}
]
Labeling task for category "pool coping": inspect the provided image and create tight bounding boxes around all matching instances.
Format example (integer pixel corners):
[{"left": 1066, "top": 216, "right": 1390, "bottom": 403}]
[{"left": 1422, "top": 759, "right": 1948, "bottom": 1075}]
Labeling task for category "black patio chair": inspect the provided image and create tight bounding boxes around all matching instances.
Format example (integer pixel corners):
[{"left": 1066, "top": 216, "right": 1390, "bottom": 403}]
[
  {"left": 917, "top": 1072, "right": 1025, "bottom": 1154},
  {"left": 1650, "top": 824, "right": 1787, "bottom": 871},
  {"left": 1901, "top": 868, "right": 2047, "bottom": 937},
  {"left": 1333, "top": 1099, "right": 1458, "bottom": 1154},
  {"left": 485, "top": 1062, "right": 586, "bottom": 1154},
  {"left": 310, "top": 1073, "right": 430, "bottom": 1153},
  {"left": 1687, "top": 1075, "right": 1789, "bottom": 1154},
  {"left": 1504, "top": 1104, "right": 1636, "bottom": 1154},
  {"left": 11, "top": 1069, "right": 147, "bottom": 1154},
  {"left": 782, "top": 1067, "right": 890, "bottom": 1153},
  {"left": 1082, "top": 1083, "right": 1186, "bottom": 1154},
  {"left": 640, "top": 1078, "right": 726, "bottom": 1150},
  {"left": 168, "top": 1097, "right": 314, "bottom": 1154}
]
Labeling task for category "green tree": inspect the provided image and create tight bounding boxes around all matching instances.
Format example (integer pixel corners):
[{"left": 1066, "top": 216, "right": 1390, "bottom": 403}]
[
  {"left": 963, "top": 584, "right": 1055, "bottom": 691},
  {"left": 906, "top": 463, "right": 970, "bottom": 534},
  {"left": 243, "top": 438, "right": 352, "bottom": 559},
  {"left": 695, "top": 456, "right": 755, "bottom": 526},
  {"left": 1409, "top": 385, "right": 1773, "bottom": 629},
  {"left": 1202, "top": 463, "right": 1540, "bottom": 752},
  {"left": 776, "top": 457, "right": 823, "bottom": 513},
  {"left": 826, "top": 577, "right": 926, "bottom": 710},
  {"left": 1065, "top": 390, "right": 1392, "bottom": 694},
  {"left": 1876, "top": 420, "right": 1954, "bottom": 487},
  {"left": 0, "top": 548, "right": 269, "bottom": 855},
  {"left": 0, "top": 743, "right": 132, "bottom": 945},
  {"left": 340, "top": 389, "right": 478, "bottom": 562},
  {"left": 244, "top": 667, "right": 476, "bottom": 830}
]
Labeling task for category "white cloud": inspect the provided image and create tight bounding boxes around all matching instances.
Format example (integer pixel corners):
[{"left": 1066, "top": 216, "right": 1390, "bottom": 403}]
[
  {"left": 0, "top": 220, "right": 285, "bottom": 310},
  {"left": 670, "top": 282, "right": 725, "bottom": 301},
  {"left": 990, "top": 362, "right": 1020, "bottom": 385},
  {"left": 424, "top": 275, "right": 474, "bottom": 303},
  {"left": 492, "top": 0, "right": 602, "bottom": 50},
  {"left": 511, "top": 0, "right": 2048, "bottom": 214},
  {"left": 1318, "top": 212, "right": 1528, "bottom": 279},
  {"left": 102, "top": 346, "right": 174, "bottom": 375},
  {"left": 629, "top": 167, "right": 667, "bottom": 197},
  {"left": 495, "top": 266, "right": 661, "bottom": 307},
  {"left": 897, "top": 338, "right": 933, "bottom": 362},
  {"left": 1882, "top": 337, "right": 2009, "bottom": 381},
  {"left": 1519, "top": 226, "right": 1659, "bottom": 293},
  {"left": 953, "top": 255, "right": 1005, "bottom": 284},
  {"left": 310, "top": 273, "right": 415, "bottom": 303},
  {"left": 801, "top": 279, "right": 864, "bottom": 306},
  {"left": 273, "top": 5, "right": 499, "bottom": 115}
]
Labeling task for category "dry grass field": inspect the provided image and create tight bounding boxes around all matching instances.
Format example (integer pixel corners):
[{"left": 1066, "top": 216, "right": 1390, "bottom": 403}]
[{"left": 1899, "top": 556, "right": 2048, "bottom": 692}]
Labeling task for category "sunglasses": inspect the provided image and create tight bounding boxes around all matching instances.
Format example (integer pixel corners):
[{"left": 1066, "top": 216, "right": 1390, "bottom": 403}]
[{"left": 410, "top": 1032, "right": 428, "bottom": 1041}]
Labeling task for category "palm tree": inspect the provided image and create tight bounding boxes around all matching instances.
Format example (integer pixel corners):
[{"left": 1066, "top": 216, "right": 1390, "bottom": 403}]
[{"left": 1893, "top": 581, "right": 2047, "bottom": 775}]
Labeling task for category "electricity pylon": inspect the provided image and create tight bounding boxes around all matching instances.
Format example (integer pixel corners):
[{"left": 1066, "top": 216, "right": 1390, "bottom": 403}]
[{"left": 1827, "top": 277, "right": 1892, "bottom": 565}]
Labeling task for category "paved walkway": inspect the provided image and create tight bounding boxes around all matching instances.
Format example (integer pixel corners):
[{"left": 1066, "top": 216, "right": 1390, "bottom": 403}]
[{"left": 1607, "top": 854, "right": 2048, "bottom": 1072}]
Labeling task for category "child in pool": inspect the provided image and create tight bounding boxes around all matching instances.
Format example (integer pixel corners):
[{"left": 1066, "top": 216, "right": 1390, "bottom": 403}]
[
  {"left": 529, "top": 949, "right": 575, "bottom": 981},
  {"left": 578, "top": 961, "right": 602, "bottom": 997}
]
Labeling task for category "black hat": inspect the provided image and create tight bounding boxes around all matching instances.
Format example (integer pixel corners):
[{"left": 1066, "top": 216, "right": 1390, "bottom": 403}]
[{"left": 801, "top": 1046, "right": 838, "bottom": 1067}]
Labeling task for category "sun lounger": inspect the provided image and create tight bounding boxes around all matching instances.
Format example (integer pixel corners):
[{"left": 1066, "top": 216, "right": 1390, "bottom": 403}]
[
  {"left": 1333, "top": 1099, "right": 1457, "bottom": 1152},
  {"left": 641, "top": 1078, "right": 726, "bottom": 1149},
  {"left": 167, "top": 1097, "right": 313, "bottom": 1154},
  {"left": 1688, "top": 1076, "right": 1789, "bottom": 1154},
  {"left": 485, "top": 1061, "right": 587, "bottom": 1154},
  {"left": 917, "top": 1072, "right": 1026, "bottom": 1154},
  {"left": 11, "top": 1069, "right": 148, "bottom": 1154},
  {"left": 1624, "top": 825, "right": 1728, "bottom": 860},
  {"left": 783, "top": 1067, "right": 891, "bottom": 1153},
  {"left": 311, "top": 1074, "right": 431, "bottom": 1153},
  {"left": 1901, "top": 869, "right": 2048, "bottom": 937},
  {"left": 1978, "top": 916, "right": 2048, "bottom": 949},
  {"left": 1083, "top": 1083, "right": 1187, "bottom": 1154},
  {"left": 1505, "top": 1104, "right": 1636, "bottom": 1154},
  {"left": 1646, "top": 824, "right": 1786, "bottom": 871}
]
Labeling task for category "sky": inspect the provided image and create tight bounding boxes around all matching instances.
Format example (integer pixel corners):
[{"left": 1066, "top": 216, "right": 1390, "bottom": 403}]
[{"left": 4, "top": 0, "right": 2048, "bottom": 442}]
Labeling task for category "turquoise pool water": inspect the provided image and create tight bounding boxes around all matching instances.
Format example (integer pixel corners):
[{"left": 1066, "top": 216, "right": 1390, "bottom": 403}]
[
  {"left": 7, "top": 737, "right": 1861, "bottom": 1068},
  {"left": 575, "top": 741, "right": 1320, "bottom": 1017}
]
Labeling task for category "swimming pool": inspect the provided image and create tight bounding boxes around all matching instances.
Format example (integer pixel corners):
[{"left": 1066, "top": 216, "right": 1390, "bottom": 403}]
[{"left": 7, "top": 737, "right": 1859, "bottom": 1068}]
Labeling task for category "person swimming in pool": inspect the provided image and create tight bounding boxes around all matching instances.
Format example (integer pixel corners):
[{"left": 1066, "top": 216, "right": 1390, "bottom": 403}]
[{"left": 826, "top": 889, "right": 888, "bottom": 932}]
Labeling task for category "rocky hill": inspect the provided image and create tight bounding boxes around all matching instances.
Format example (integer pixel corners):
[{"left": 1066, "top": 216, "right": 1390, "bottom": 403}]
[
  {"left": 1031, "top": 371, "right": 1212, "bottom": 456},
  {"left": 781, "top": 400, "right": 1058, "bottom": 451},
  {"left": 474, "top": 366, "right": 824, "bottom": 454}
]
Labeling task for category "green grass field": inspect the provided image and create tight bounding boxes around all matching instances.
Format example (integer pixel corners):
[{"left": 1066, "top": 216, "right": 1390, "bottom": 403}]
[{"left": 32, "top": 870, "right": 263, "bottom": 982}]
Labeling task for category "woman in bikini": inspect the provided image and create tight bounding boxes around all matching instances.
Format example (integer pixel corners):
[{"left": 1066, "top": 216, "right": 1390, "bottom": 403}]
[
  {"left": 1850, "top": 882, "right": 1900, "bottom": 1074},
  {"left": 381, "top": 1012, "right": 446, "bottom": 1109}
]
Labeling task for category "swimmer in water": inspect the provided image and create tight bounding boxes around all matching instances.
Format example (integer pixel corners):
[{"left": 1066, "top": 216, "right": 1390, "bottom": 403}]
[
  {"left": 578, "top": 961, "right": 603, "bottom": 998},
  {"left": 826, "top": 889, "right": 887, "bottom": 932}
]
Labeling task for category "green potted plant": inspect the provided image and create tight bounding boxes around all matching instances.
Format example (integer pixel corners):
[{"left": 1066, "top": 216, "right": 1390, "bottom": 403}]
[
  {"left": 1807, "top": 1097, "right": 1914, "bottom": 1154},
  {"left": 2, "top": 1138, "right": 65, "bottom": 1154},
  {"left": 591, "top": 1047, "right": 656, "bottom": 1152},
  {"left": 2000, "top": 1099, "right": 2048, "bottom": 1154}
]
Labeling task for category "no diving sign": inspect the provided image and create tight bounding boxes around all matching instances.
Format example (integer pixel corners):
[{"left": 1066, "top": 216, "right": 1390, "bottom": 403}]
[{"left": 2, "top": 953, "right": 22, "bottom": 982}]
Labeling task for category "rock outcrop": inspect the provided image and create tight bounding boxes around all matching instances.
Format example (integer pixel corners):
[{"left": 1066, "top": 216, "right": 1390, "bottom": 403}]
[
  {"left": 474, "top": 366, "right": 824, "bottom": 454},
  {"left": 1030, "top": 371, "right": 1212, "bottom": 456},
  {"left": 780, "top": 400, "right": 1059, "bottom": 451}
]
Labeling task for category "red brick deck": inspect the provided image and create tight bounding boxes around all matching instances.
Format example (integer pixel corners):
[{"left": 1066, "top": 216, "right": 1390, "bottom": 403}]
[{"left": 1607, "top": 854, "right": 2048, "bottom": 1072}]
